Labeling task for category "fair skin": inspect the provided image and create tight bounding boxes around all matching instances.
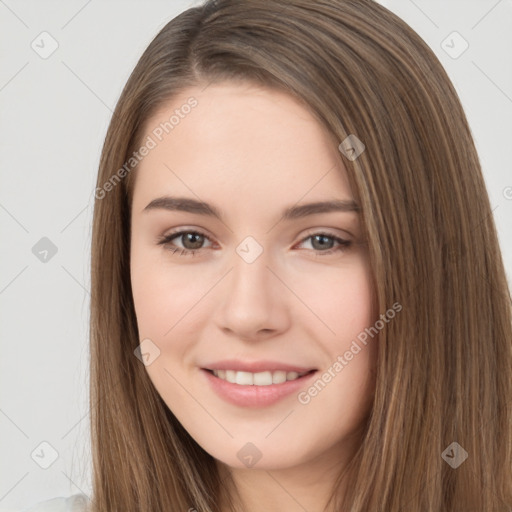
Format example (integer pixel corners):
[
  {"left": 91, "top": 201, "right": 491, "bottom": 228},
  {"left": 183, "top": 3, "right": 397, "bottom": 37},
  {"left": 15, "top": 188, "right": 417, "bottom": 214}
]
[{"left": 130, "top": 81, "right": 378, "bottom": 512}]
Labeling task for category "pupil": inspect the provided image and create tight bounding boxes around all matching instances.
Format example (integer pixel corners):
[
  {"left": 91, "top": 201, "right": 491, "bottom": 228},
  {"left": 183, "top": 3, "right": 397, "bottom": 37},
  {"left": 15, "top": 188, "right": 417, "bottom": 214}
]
[
  {"left": 313, "top": 235, "right": 333, "bottom": 250},
  {"left": 184, "top": 233, "right": 204, "bottom": 249}
]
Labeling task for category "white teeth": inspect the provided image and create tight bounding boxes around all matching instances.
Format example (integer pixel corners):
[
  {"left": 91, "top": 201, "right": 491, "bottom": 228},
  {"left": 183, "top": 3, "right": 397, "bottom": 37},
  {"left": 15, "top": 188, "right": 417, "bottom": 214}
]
[
  {"left": 235, "top": 371, "right": 253, "bottom": 385},
  {"left": 211, "top": 369, "right": 309, "bottom": 385},
  {"left": 272, "top": 371, "right": 287, "bottom": 384},
  {"left": 254, "top": 371, "right": 273, "bottom": 386}
]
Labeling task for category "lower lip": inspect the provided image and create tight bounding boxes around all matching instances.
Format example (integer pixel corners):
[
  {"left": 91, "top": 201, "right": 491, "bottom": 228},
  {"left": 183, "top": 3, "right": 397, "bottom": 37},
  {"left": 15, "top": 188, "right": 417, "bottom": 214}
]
[{"left": 201, "top": 369, "right": 317, "bottom": 408}]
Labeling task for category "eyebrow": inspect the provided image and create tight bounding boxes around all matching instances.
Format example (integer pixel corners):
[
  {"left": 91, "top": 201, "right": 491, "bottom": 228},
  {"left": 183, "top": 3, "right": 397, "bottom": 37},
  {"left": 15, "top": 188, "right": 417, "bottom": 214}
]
[{"left": 143, "top": 196, "right": 360, "bottom": 222}]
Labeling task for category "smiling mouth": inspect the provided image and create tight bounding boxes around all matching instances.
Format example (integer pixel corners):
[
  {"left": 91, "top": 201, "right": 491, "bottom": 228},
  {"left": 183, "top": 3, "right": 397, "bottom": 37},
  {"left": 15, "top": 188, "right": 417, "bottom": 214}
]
[{"left": 205, "top": 369, "right": 317, "bottom": 386}]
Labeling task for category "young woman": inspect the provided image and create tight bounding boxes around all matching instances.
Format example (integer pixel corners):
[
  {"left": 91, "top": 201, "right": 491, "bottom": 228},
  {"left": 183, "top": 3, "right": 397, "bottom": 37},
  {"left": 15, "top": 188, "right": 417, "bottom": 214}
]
[{"left": 24, "top": 0, "right": 512, "bottom": 510}]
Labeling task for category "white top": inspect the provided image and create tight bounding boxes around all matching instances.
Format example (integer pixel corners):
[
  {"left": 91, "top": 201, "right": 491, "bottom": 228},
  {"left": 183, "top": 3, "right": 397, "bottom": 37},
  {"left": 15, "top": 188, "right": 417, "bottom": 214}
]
[{"left": 22, "top": 494, "right": 89, "bottom": 512}]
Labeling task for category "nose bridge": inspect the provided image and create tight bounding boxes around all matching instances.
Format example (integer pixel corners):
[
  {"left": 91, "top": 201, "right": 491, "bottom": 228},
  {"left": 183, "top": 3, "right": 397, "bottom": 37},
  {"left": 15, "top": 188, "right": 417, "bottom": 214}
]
[
  {"left": 228, "top": 241, "right": 274, "bottom": 304},
  {"left": 214, "top": 237, "right": 289, "bottom": 337}
]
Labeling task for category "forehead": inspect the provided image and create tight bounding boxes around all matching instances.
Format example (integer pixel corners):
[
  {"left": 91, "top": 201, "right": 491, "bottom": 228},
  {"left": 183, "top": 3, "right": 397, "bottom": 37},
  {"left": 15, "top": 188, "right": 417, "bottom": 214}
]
[{"left": 132, "top": 82, "right": 353, "bottom": 211}]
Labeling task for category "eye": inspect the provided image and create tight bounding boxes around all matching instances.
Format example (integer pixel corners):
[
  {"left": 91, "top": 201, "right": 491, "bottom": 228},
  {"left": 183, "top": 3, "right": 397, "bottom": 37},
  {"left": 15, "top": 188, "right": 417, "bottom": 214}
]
[
  {"left": 157, "top": 229, "right": 352, "bottom": 257},
  {"left": 157, "top": 230, "right": 213, "bottom": 256},
  {"left": 296, "top": 232, "right": 352, "bottom": 256}
]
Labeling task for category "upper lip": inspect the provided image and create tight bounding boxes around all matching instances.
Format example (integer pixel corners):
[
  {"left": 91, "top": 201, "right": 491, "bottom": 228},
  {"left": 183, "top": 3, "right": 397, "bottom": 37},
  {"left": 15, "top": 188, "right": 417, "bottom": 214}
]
[{"left": 202, "top": 359, "right": 317, "bottom": 373}]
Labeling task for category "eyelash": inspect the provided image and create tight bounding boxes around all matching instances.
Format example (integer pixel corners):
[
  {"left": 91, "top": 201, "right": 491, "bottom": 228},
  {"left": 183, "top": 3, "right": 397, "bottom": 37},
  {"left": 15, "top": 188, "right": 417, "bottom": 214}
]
[{"left": 156, "top": 229, "right": 352, "bottom": 257}]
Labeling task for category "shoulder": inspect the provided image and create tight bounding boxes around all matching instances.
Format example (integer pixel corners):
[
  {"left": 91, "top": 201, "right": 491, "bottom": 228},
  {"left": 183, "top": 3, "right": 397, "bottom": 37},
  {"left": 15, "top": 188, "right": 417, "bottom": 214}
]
[{"left": 22, "top": 494, "right": 89, "bottom": 512}]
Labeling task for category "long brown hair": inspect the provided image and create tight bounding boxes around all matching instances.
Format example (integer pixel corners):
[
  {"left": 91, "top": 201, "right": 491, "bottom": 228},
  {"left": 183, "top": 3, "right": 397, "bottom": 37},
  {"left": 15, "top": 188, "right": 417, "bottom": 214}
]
[{"left": 89, "top": 0, "right": 512, "bottom": 510}]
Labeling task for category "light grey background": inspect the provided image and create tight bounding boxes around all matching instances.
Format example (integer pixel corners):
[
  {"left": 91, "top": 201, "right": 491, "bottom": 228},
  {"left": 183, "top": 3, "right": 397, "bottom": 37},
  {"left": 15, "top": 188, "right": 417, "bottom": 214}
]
[{"left": 0, "top": 0, "right": 510, "bottom": 510}]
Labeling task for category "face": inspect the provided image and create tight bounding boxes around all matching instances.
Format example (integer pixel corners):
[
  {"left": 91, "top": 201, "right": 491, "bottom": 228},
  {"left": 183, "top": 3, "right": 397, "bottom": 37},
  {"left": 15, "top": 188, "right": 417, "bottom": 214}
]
[{"left": 130, "top": 82, "right": 378, "bottom": 472}]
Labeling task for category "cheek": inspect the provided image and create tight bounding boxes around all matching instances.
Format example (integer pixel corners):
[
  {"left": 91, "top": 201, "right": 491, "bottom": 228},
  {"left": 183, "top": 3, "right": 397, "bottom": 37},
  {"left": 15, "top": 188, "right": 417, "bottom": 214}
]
[
  {"left": 334, "top": 264, "right": 377, "bottom": 382},
  {"left": 292, "top": 258, "right": 377, "bottom": 406},
  {"left": 292, "top": 258, "right": 374, "bottom": 339},
  {"left": 130, "top": 249, "right": 216, "bottom": 379},
  {"left": 131, "top": 262, "right": 168, "bottom": 338},
  {"left": 130, "top": 243, "right": 206, "bottom": 338},
  {"left": 130, "top": 257, "right": 199, "bottom": 400}
]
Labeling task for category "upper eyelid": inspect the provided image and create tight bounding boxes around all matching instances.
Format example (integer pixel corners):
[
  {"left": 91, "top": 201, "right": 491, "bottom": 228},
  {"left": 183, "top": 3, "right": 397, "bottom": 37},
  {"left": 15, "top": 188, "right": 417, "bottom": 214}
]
[{"left": 163, "top": 229, "right": 214, "bottom": 244}]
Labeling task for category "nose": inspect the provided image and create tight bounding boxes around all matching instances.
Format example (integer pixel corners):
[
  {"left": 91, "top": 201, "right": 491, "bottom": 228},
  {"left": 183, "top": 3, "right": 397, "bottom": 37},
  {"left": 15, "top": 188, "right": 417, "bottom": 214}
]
[{"left": 213, "top": 250, "right": 291, "bottom": 341}]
